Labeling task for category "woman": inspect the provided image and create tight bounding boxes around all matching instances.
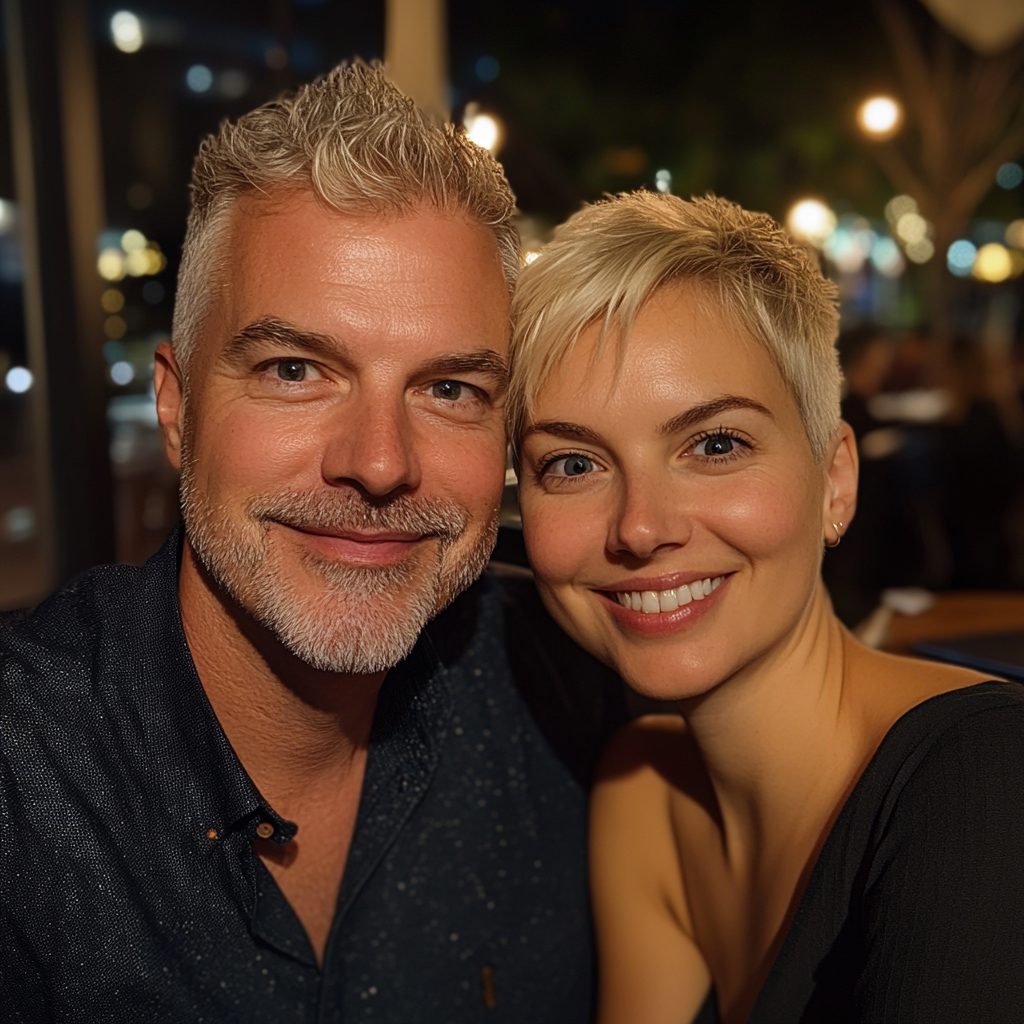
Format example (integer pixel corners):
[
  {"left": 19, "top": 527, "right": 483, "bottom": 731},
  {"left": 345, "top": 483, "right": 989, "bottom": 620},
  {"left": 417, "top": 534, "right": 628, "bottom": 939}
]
[{"left": 508, "top": 192, "right": 1024, "bottom": 1023}]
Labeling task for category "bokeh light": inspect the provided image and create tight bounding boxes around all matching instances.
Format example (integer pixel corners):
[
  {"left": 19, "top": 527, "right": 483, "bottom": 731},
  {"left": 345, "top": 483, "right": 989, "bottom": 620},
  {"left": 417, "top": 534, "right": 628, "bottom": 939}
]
[
  {"left": 884, "top": 195, "right": 917, "bottom": 225},
  {"left": 110, "top": 11, "right": 143, "bottom": 53},
  {"left": 186, "top": 65, "right": 214, "bottom": 93},
  {"left": 997, "top": 163, "right": 1024, "bottom": 190},
  {"left": 109, "top": 361, "right": 135, "bottom": 386},
  {"left": 871, "top": 236, "right": 904, "bottom": 277},
  {"left": 97, "top": 248, "right": 126, "bottom": 281},
  {"left": 947, "top": 239, "right": 977, "bottom": 277},
  {"left": 857, "top": 96, "right": 902, "bottom": 140},
  {"left": 974, "top": 243, "right": 1013, "bottom": 282},
  {"left": 218, "top": 69, "right": 250, "bottom": 100},
  {"left": 5, "top": 366, "right": 33, "bottom": 393},
  {"left": 895, "top": 212, "right": 928, "bottom": 244},
  {"left": 655, "top": 169, "right": 672, "bottom": 194},
  {"left": 786, "top": 199, "right": 836, "bottom": 247},
  {"left": 121, "top": 229, "right": 146, "bottom": 252},
  {"left": 823, "top": 216, "right": 875, "bottom": 274},
  {"left": 0, "top": 199, "right": 16, "bottom": 235},
  {"left": 905, "top": 238, "right": 935, "bottom": 264},
  {"left": 464, "top": 108, "right": 503, "bottom": 153},
  {"left": 104, "top": 315, "right": 127, "bottom": 339},
  {"left": 475, "top": 56, "right": 500, "bottom": 82}
]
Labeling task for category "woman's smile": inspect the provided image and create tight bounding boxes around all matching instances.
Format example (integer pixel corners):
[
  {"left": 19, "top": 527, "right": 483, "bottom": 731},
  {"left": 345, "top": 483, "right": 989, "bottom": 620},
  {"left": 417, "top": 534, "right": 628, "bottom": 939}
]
[{"left": 597, "top": 572, "right": 731, "bottom": 638}]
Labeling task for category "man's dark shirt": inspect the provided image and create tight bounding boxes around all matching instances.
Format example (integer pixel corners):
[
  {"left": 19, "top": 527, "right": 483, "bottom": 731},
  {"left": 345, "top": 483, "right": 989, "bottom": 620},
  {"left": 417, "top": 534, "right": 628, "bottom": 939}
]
[{"left": 1, "top": 528, "right": 625, "bottom": 1023}]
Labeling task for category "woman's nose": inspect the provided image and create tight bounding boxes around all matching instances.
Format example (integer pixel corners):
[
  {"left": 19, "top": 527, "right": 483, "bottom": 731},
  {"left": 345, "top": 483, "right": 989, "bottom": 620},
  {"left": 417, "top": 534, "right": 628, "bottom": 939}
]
[
  {"left": 608, "top": 473, "right": 691, "bottom": 561},
  {"left": 321, "top": 393, "right": 422, "bottom": 498}
]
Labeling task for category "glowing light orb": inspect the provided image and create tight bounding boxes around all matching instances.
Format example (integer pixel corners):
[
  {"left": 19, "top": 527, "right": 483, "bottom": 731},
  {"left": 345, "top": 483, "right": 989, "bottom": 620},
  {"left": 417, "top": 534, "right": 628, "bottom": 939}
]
[
  {"left": 786, "top": 199, "right": 837, "bottom": 247},
  {"left": 857, "top": 96, "right": 902, "bottom": 140}
]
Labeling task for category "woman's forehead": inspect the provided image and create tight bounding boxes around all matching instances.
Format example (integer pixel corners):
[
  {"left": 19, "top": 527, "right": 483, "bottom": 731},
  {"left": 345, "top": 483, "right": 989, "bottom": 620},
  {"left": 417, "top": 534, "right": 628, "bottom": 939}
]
[{"left": 535, "top": 285, "right": 785, "bottom": 411}]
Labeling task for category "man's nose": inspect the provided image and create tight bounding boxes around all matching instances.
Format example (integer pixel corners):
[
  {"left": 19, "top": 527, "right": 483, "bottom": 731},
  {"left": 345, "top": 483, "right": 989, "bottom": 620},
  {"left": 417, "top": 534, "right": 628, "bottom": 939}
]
[
  {"left": 321, "top": 391, "right": 422, "bottom": 498},
  {"left": 608, "top": 472, "right": 691, "bottom": 561}
]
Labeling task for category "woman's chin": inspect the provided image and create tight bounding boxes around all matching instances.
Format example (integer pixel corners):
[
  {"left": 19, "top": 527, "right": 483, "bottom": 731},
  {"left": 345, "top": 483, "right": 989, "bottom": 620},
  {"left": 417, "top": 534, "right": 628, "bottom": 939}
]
[{"left": 616, "top": 660, "right": 724, "bottom": 705}]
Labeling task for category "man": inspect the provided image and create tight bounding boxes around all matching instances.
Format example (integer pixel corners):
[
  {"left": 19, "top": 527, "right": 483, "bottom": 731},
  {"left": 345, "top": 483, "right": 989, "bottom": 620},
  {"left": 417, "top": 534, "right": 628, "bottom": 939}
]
[{"left": 1, "top": 62, "right": 623, "bottom": 1022}]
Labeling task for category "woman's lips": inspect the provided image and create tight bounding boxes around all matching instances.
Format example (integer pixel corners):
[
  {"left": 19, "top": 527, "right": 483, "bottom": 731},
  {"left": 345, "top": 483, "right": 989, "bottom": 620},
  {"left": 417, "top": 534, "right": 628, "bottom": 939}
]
[
  {"left": 596, "top": 573, "right": 731, "bottom": 636},
  {"left": 611, "top": 574, "right": 725, "bottom": 613}
]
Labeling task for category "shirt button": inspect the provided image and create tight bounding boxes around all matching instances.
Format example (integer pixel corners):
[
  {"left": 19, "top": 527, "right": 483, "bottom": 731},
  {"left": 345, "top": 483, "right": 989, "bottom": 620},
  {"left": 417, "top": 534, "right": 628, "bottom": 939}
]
[{"left": 256, "top": 822, "right": 275, "bottom": 840}]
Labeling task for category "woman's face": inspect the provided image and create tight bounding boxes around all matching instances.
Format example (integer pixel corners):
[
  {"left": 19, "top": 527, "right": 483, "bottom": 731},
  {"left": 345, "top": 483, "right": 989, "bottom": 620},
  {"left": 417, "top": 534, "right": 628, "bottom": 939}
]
[{"left": 517, "top": 283, "right": 855, "bottom": 701}]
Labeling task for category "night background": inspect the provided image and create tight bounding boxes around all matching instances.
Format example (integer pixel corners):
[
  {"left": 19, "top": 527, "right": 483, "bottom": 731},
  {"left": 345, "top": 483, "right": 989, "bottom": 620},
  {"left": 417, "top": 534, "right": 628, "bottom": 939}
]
[{"left": 3, "top": 0, "right": 1024, "bottom": 650}]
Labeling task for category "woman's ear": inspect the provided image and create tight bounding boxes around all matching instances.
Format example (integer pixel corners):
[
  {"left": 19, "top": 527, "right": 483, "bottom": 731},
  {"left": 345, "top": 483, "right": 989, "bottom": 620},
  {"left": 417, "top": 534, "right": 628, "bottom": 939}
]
[
  {"left": 154, "top": 341, "right": 185, "bottom": 472},
  {"left": 822, "top": 421, "right": 858, "bottom": 543}
]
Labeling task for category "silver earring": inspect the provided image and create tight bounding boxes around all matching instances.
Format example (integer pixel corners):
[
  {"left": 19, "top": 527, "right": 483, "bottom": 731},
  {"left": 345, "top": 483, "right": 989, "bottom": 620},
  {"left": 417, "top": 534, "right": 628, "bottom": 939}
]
[{"left": 825, "top": 521, "right": 843, "bottom": 549}]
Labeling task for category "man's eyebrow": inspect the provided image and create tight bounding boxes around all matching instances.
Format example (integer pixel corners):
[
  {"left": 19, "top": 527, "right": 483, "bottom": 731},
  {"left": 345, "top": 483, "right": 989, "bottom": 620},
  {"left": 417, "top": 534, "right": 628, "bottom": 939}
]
[
  {"left": 417, "top": 351, "right": 509, "bottom": 396},
  {"left": 520, "top": 421, "right": 604, "bottom": 445},
  {"left": 659, "top": 396, "right": 774, "bottom": 435},
  {"left": 222, "top": 316, "right": 344, "bottom": 363}
]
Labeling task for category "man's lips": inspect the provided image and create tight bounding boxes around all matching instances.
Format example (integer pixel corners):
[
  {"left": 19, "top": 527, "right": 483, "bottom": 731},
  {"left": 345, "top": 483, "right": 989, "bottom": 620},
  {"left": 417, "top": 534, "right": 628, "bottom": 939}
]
[{"left": 275, "top": 522, "right": 433, "bottom": 565}]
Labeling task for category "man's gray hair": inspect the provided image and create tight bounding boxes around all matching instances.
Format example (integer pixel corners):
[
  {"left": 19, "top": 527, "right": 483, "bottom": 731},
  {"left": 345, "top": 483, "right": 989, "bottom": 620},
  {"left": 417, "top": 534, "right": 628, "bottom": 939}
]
[{"left": 172, "top": 60, "right": 519, "bottom": 370}]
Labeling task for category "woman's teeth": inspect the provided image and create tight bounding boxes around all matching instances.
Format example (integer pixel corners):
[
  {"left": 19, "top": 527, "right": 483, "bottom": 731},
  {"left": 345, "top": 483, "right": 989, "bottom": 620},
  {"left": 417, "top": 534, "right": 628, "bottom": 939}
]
[{"left": 615, "top": 576, "right": 724, "bottom": 613}]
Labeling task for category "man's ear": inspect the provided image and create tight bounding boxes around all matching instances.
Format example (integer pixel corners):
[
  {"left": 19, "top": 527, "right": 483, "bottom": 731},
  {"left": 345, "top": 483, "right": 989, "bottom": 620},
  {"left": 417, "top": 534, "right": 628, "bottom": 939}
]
[
  {"left": 154, "top": 341, "right": 186, "bottom": 472},
  {"left": 822, "top": 421, "right": 858, "bottom": 543}
]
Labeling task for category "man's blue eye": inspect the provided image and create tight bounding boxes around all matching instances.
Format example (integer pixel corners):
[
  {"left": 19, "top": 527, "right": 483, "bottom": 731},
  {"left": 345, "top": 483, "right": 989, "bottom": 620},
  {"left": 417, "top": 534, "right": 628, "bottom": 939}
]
[
  {"left": 277, "top": 360, "right": 306, "bottom": 381},
  {"left": 551, "top": 456, "right": 595, "bottom": 477},
  {"left": 432, "top": 381, "right": 464, "bottom": 401}
]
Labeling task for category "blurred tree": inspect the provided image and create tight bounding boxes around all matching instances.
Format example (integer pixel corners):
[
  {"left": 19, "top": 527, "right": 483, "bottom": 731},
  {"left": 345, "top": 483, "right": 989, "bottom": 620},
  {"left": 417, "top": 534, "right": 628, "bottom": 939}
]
[
  {"left": 450, "top": 0, "right": 898, "bottom": 225},
  {"left": 863, "top": 0, "right": 1024, "bottom": 337}
]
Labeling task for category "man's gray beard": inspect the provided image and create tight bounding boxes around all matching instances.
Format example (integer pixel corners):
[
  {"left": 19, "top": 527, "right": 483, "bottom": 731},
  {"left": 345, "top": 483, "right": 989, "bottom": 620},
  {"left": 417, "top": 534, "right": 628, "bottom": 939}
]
[{"left": 179, "top": 453, "right": 498, "bottom": 675}]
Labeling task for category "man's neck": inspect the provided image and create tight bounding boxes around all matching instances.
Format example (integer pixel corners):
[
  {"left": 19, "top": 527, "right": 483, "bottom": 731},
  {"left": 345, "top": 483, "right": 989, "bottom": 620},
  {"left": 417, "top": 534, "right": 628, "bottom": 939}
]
[{"left": 177, "top": 537, "right": 385, "bottom": 809}]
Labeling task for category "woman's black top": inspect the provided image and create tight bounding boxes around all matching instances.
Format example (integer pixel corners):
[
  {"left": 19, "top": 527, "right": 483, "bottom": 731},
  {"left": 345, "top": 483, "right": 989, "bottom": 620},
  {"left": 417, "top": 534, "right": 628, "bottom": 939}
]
[{"left": 692, "top": 681, "right": 1024, "bottom": 1024}]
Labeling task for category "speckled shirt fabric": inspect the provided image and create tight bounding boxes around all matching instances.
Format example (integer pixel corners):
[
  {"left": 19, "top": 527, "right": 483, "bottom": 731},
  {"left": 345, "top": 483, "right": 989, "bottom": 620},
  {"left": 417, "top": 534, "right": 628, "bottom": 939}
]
[{"left": 1, "top": 527, "right": 625, "bottom": 1023}]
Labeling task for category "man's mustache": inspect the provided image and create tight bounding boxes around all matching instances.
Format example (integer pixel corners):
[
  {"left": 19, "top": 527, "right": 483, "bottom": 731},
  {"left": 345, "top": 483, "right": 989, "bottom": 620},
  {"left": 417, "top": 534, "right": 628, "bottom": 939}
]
[{"left": 245, "top": 490, "right": 469, "bottom": 545}]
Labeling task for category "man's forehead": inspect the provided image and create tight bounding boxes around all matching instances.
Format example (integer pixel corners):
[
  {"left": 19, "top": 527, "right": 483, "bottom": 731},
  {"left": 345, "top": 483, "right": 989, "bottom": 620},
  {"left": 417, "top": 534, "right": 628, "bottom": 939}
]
[
  {"left": 222, "top": 192, "right": 505, "bottom": 287},
  {"left": 194, "top": 192, "right": 510, "bottom": 368}
]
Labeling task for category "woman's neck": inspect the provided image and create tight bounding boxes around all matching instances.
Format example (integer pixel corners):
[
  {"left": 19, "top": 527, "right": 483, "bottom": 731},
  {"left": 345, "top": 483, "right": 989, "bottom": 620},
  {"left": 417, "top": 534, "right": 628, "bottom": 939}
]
[{"left": 677, "top": 582, "right": 863, "bottom": 862}]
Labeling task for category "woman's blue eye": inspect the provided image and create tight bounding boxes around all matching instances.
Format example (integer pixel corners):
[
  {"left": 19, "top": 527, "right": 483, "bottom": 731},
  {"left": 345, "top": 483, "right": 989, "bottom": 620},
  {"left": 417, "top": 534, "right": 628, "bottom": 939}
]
[
  {"left": 432, "top": 380, "right": 464, "bottom": 401},
  {"left": 695, "top": 433, "right": 737, "bottom": 456},
  {"left": 549, "top": 455, "right": 596, "bottom": 477},
  {"left": 277, "top": 360, "right": 306, "bottom": 381}
]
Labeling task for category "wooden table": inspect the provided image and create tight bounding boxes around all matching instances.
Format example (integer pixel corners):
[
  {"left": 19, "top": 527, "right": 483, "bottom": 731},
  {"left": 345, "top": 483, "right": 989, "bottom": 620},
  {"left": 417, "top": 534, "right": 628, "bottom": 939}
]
[{"left": 884, "top": 592, "right": 1024, "bottom": 656}]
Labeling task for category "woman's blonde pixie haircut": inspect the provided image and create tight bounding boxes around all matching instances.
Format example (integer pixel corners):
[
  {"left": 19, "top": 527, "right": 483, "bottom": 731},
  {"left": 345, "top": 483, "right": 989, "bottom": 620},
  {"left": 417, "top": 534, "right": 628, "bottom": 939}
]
[
  {"left": 173, "top": 60, "right": 519, "bottom": 371},
  {"left": 509, "top": 192, "right": 841, "bottom": 462}
]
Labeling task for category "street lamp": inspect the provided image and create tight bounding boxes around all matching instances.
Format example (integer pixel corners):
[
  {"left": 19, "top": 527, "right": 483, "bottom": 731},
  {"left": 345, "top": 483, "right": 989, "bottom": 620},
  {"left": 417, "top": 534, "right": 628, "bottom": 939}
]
[{"left": 857, "top": 96, "right": 903, "bottom": 141}]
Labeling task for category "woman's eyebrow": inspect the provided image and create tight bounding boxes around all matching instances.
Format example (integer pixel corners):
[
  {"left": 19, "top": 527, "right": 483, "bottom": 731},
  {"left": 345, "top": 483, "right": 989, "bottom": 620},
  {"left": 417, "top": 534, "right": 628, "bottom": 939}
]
[
  {"left": 521, "top": 421, "right": 604, "bottom": 445},
  {"left": 659, "top": 396, "right": 773, "bottom": 435}
]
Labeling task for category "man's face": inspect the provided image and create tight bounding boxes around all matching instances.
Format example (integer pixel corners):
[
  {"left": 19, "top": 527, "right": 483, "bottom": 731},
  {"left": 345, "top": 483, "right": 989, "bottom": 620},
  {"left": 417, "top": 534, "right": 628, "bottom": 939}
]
[{"left": 158, "top": 194, "right": 510, "bottom": 674}]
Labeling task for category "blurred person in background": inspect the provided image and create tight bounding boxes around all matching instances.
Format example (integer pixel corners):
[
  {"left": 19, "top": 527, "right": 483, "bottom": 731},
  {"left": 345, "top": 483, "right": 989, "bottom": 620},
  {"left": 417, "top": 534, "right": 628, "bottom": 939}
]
[
  {"left": 509, "top": 192, "right": 1024, "bottom": 1024},
  {"left": 0, "top": 62, "right": 625, "bottom": 1023},
  {"left": 940, "top": 337, "right": 1020, "bottom": 589}
]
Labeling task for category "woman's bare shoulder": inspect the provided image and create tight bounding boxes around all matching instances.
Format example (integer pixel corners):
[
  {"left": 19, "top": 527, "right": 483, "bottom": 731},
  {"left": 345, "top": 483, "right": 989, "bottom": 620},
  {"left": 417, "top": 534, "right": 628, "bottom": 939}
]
[
  {"left": 596, "top": 713, "right": 691, "bottom": 785},
  {"left": 846, "top": 635, "right": 992, "bottom": 714}
]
